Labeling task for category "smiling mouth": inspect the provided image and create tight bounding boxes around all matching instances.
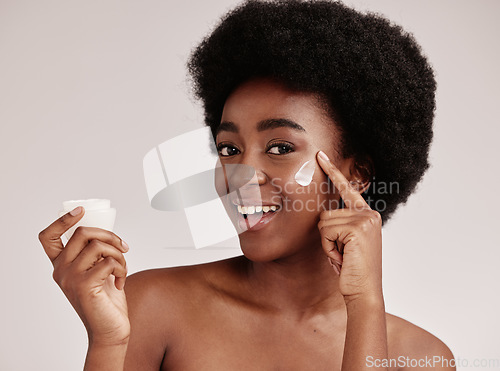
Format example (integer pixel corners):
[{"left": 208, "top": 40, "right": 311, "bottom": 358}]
[
  {"left": 232, "top": 203, "right": 282, "bottom": 232},
  {"left": 237, "top": 205, "right": 281, "bottom": 218}
]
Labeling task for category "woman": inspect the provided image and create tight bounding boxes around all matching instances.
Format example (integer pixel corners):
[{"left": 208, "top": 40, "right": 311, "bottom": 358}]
[{"left": 39, "top": 1, "right": 455, "bottom": 369}]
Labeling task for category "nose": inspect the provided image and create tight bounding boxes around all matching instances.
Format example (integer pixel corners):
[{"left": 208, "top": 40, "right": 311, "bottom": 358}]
[
  {"left": 223, "top": 164, "right": 267, "bottom": 192},
  {"left": 255, "top": 169, "right": 267, "bottom": 185},
  {"left": 220, "top": 152, "right": 268, "bottom": 193},
  {"left": 235, "top": 151, "right": 268, "bottom": 186}
]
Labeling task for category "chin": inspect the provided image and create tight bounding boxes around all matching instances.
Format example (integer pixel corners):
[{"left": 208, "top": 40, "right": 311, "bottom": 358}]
[
  {"left": 238, "top": 231, "right": 314, "bottom": 263},
  {"left": 237, "top": 233, "right": 287, "bottom": 262}
]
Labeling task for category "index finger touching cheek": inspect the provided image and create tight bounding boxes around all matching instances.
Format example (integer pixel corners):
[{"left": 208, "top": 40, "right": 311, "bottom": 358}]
[{"left": 38, "top": 206, "right": 85, "bottom": 264}]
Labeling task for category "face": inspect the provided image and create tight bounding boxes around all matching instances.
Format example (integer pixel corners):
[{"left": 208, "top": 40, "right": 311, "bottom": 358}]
[{"left": 215, "top": 78, "right": 347, "bottom": 262}]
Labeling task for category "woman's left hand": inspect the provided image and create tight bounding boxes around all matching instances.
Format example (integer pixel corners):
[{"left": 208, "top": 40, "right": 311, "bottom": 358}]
[{"left": 316, "top": 150, "right": 383, "bottom": 305}]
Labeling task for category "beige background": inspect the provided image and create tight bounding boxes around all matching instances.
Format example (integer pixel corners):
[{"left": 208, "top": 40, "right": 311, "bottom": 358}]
[{"left": 1, "top": 0, "right": 499, "bottom": 369}]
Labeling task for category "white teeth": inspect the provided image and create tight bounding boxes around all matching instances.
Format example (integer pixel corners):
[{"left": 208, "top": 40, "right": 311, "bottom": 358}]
[{"left": 237, "top": 205, "right": 279, "bottom": 214}]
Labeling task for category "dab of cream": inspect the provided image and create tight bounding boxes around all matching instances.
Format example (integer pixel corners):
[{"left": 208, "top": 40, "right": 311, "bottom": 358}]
[{"left": 294, "top": 160, "right": 315, "bottom": 186}]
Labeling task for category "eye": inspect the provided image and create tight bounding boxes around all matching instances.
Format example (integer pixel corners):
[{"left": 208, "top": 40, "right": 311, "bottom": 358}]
[
  {"left": 217, "top": 144, "right": 240, "bottom": 157},
  {"left": 266, "top": 141, "right": 294, "bottom": 155}
]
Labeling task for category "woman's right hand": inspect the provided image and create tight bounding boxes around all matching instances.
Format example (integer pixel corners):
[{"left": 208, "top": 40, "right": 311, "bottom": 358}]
[{"left": 39, "top": 206, "right": 130, "bottom": 347}]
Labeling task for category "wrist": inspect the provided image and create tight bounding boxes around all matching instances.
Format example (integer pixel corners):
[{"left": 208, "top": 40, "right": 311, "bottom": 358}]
[
  {"left": 344, "top": 291, "right": 385, "bottom": 312},
  {"left": 88, "top": 335, "right": 130, "bottom": 348}
]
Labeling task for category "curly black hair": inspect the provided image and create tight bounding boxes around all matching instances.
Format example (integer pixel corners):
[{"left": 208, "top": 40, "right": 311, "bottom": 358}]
[{"left": 187, "top": 0, "right": 436, "bottom": 225}]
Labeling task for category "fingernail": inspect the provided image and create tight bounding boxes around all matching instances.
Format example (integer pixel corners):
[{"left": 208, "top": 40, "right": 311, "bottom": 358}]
[
  {"left": 121, "top": 240, "right": 129, "bottom": 251},
  {"left": 69, "top": 206, "right": 82, "bottom": 216},
  {"left": 318, "top": 151, "right": 329, "bottom": 162}
]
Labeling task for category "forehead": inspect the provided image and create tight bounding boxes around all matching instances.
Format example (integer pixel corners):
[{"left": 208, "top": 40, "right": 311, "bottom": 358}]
[{"left": 220, "top": 78, "right": 338, "bottom": 138}]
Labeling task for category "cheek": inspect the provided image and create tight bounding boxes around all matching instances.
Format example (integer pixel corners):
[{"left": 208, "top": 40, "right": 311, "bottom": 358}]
[
  {"left": 283, "top": 164, "right": 339, "bottom": 214},
  {"left": 267, "top": 159, "right": 338, "bottom": 214},
  {"left": 268, "top": 184, "right": 308, "bottom": 216}
]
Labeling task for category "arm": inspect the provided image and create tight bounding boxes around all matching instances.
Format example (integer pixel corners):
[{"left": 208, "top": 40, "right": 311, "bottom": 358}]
[
  {"left": 84, "top": 342, "right": 129, "bottom": 371},
  {"left": 315, "top": 147, "right": 455, "bottom": 371},
  {"left": 343, "top": 296, "right": 388, "bottom": 371},
  {"left": 123, "top": 270, "right": 170, "bottom": 371},
  {"left": 316, "top": 151, "right": 388, "bottom": 370},
  {"left": 83, "top": 270, "right": 169, "bottom": 371}
]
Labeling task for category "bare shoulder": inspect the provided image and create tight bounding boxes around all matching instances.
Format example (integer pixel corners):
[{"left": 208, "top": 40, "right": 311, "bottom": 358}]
[
  {"left": 124, "top": 255, "right": 244, "bottom": 320},
  {"left": 123, "top": 256, "right": 245, "bottom": 370},
  {"left": 125, "top": 255, "right": 245, "bottom": 298},
  {"left": 386, "top": 313, "right": 456, "bottom": 370}
]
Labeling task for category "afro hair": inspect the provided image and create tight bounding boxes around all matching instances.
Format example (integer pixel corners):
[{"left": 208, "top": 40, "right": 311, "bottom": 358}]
[{"left": 187, "top": 0, "right": 436, "bottom": 225}]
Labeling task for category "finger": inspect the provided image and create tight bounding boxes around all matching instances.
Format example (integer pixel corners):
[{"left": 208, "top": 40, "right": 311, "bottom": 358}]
[
  {"left": 319, "top": 224, "right": 344, "bottom": 264},
  {"left": 336, "top": 240, "right": 346, "bottom": 256},
  {"left": 86, "top": 256, "right": 128, "bottom": 291},
  {"left": 318, "top": 216, "right": 355, "bottom": 230},
  {"left": 59, "top": 226, "right": 129, "bottom": 265},
  {"left": 318, "top": 218, "right": 350, "bottom": 256},
  {"left": 316, "top": 151, "right": 369, "bottom": 210},
  {"left": 318, "top": 213, "right": 356, "bottom": 251},
  {"left": 72, "top": 240, "right": 127, "bottom": 272},
  {"left": 320, "top": 208, "right": 361, "bottom": 218},
  {"left": 38, "top": 207, "right": 85, "bottom": 264},
  {"left": 327, "top": 257, "right": 341, "bottom": 275},
  {"left": 115, "top": 276, "right": 127, "bottom": 291}
]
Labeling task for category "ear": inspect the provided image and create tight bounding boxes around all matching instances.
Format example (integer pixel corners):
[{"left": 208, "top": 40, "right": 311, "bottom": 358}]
[{"left": 346, "top": 154, "right": 375, "bottom": 194}]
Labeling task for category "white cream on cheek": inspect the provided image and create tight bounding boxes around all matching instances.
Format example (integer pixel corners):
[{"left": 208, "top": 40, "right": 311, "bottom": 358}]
[{"left": 294, "top": 160, "right": 316, "bottom": 186}]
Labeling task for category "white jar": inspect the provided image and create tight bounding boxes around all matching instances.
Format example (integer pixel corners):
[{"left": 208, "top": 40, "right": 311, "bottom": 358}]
[{"left": 60, "top": 199, "right": 116, "bottom": 240}]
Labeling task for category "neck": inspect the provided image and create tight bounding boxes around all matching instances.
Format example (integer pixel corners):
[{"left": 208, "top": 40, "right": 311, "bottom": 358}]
[{"left": 244, "top": 245, "right": 345, "bottom": 318}]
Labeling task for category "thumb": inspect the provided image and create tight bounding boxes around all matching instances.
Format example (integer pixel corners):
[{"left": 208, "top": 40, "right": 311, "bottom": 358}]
[{"left": 38, "top": 206, "right": 85, "bottom": 264}]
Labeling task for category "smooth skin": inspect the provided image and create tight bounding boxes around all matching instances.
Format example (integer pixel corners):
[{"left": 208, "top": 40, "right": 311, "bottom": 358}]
[{"left": 39, "top": 78, "right": 455, "bottom": 370}]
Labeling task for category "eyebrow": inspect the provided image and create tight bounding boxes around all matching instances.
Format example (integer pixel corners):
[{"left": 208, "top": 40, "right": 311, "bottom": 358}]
[{"left": 216, "top": 118, "right": 306, "bottom": 135}]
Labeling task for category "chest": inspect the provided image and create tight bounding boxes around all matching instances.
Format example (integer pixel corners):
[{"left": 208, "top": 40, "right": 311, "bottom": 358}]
[{"left": 161, "top": 308, "right": 348, "bottom": 371}]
